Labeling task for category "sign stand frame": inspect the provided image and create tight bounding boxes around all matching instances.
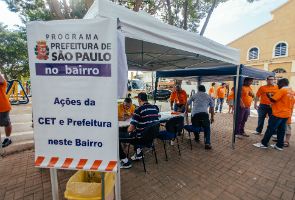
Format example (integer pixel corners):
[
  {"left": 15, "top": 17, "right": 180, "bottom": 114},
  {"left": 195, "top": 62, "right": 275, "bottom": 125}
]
[{"left": 50, "top": 168, "right": 60, "bottom": 200}]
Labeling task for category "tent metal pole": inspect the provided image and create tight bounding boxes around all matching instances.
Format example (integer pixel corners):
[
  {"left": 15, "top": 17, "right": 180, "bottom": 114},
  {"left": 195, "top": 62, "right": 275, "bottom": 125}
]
[
  {"left": 152, "top": 65, "right": 154, "bottom": 91},
  {"left": 154, "top": 77, "right": 158, "bottom": 105},
  {"left": 115, "top": 121, "right": 121, "bottom": 200},
  {"left": 232, "top": 65, "right": 240, "bottom": 150}
]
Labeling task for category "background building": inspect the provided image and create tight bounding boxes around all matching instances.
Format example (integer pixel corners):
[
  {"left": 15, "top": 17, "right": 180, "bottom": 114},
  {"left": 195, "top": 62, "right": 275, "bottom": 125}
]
[{"left": 226, "top": 0, "right": 295, "bottom": 93}]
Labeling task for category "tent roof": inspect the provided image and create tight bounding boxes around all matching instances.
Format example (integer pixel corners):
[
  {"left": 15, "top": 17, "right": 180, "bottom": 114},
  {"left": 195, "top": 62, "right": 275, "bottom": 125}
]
[
  {"left": 84, "top": 0, "right": 241, "bottom": 71},
  {"left": 156, "top": 65, "right": 275, "bottom": 82}
]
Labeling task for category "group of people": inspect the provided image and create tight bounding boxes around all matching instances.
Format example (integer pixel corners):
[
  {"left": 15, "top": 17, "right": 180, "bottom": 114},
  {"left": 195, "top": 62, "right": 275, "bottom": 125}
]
[{"left": 118, "top": 76, "right": 294, "bottom": 168}]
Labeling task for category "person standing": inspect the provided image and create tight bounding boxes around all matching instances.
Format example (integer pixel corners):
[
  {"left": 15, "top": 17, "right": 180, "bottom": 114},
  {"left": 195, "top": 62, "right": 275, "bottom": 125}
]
[
  {"left": 209, "top": 83, "right": 216, "bottom": 99},
  {"left": 236, "top": 78, "right": 254, "bottom": 139},
  {"left": 209, "top": 83, "right": 215, "bottom": 113},
  {"left": 253, "top": 78, "right": 295, "bottom": 150},
  {"left": 0, "top": 74, "right": 12, "bottom": 147},
  {"left": 170, "top": 85, "right": 187, "bottom": 113},
  {"left": 215, "top": 83, "right": 228, "bottom": 113},
  {"left": 252, "top": 76, "right": 279, "bottom": 135},
  {"left": 227, "top": 87, "right": 234, "bottom": 114},
  {"left": 185, "top": 85, "right": 215, "bottom": 149}
]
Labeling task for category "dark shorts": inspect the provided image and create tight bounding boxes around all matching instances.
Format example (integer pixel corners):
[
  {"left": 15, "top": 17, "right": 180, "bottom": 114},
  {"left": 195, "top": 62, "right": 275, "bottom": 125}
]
[{"left": 0, "top": 111, "right": 11, "bottom": 127}]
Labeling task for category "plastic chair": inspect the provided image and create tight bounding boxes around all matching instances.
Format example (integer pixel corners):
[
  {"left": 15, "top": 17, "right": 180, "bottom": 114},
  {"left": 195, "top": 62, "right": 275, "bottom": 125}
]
[
  {"left": 158, "top": 116, "right": 184, "bottom": 161},
  {"left": 183, "top": 113, "right": 209, "bottom": 150},
  {"left": 127, "top": 121, "right": 160, "bottom": 172}
]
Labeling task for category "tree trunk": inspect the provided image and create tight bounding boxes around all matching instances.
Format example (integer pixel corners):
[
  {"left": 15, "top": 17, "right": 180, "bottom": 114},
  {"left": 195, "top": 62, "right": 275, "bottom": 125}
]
[
  {"left": 179, "top": 0, "right": 199, "bottom": 28},
  {"left": 183, "top": 0, "right": 188, "bottom": 30},
  {"left": 134, "top": 0, "right": 142, "bottom": 12},
  {"left": 85, "top": 0, "right": 94, "bottom": 10},
  {"left": 167, "top": 0, "right": 172, "bottom": 25},
  {"left": 51, "top": 0, "right": 66, "bottom": 20},
  {"left": 63, "top": 0, "right": 70, "bottom": 19},
  {"left": 46, "top": 0, "right": 57, "bottom": 20},
  {"left": 200, "top": 0, "right": 216, "bottom": 36}
]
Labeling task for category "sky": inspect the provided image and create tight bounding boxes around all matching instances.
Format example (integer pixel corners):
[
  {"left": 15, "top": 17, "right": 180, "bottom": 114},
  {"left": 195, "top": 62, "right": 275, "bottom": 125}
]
[
  {"left": 0, "top": 0, "right": 289, "bottom": 78},
  {"left": 199, "top": 0, "right": 289, "bottom": 45}
]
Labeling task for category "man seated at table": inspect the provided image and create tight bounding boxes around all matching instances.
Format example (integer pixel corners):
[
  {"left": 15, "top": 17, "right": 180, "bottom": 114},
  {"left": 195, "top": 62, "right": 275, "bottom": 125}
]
[
  {"left": 119, "top": 92, "right": 159, "bottom": 169},
  {"left": 118, "top": 97, "right": 135, "bottom": 132},
  {"left": 185, "top": 85, "right": 215, "bottom": 149}
]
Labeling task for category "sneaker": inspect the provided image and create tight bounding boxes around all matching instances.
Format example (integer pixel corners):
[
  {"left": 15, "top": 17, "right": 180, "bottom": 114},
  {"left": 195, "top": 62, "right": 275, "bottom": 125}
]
[
  {"left": 253, "top": 143, "right": 267, "bottom": 148},
  {"left": 241, "top": 133, "right": 249, "bottom": 137},
  {"left": 270, "top": 144, "right": 283, "bottom": 151},
  {"left": 205, "top": 144, "right": 212, "bottom": 149},
  {"left": 120, "top": 160, "right": 132, "bottom": 169},
  {"left": 236, "top": 135, "right": 242, "bottom": 139},
  {"left": 2, "top": 138, "right": 12, "bottom": 148},
  {"left": 272, "top": 135, "right": 277, "bottom": 138},
  {"left": 252, "top": 131, "right": 261, "bottom": 135},
  {"left": 131, "top": 152, "right": 143, "bottom": 160}
]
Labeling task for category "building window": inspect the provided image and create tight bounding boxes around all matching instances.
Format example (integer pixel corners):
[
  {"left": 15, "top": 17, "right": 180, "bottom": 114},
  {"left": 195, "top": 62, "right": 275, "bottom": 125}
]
[
  {"left": 249, "top": 47, "right": 259, "bottom": 60},
  {"left": 272, "top": 68, "right": 286, "bottom": 84},
  {"left": 273, "top": 42, "right": 288, "bottom": 57}
]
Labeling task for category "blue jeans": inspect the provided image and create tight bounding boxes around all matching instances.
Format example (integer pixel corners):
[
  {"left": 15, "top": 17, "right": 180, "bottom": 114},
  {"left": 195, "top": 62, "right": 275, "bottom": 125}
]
[
  {"left": 256, "top": 104, "right": 272, "bottom": 133},
  {"left": 192, "top": 114, "right": 211, "bottom": 145},
  {"left": 174, "top": 104, "right": 185, "bottom": 133},
  {"left": 215, "top": 98, "right": 224, "bottom": 112},
  {"left": 174, "top": 104, "right": 185, "bottom": 113},
  {"left": 261, "top": 115, "right": 288, "bottom": 148}
]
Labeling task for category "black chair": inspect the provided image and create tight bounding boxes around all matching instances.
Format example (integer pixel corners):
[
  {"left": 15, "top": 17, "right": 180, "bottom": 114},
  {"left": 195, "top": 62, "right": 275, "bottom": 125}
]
[
  {"left": 183, "top": 113, "right": 209, "bottom": 150},
  {"left": 127, "top": 121, "right": 160, "bottom": 172},
  {"left": 158, "top": 116, "right": 184, "bottom": 161}
]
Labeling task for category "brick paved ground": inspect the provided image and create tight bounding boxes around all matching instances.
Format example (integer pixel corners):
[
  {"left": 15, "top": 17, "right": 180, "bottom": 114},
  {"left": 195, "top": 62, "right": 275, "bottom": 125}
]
[{"left": 1, "top": 113, "right": 295, "bottom": 200}]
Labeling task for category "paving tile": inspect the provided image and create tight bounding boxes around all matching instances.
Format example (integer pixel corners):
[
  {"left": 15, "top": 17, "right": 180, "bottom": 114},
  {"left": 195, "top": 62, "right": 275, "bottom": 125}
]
[{"left": 0, "top": 115, "right": 294, "bottom": 199}]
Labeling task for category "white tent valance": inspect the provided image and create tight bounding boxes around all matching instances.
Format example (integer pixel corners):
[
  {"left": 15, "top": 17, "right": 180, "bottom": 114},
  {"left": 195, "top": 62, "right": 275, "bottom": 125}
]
[{"left": 84, "top": 0, "right": 241, "bottom": 71}]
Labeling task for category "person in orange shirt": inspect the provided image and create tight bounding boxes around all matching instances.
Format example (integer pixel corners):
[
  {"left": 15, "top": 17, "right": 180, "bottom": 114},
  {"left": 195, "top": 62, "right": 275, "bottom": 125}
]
[
  {"left": 253, "top": 78, "right": 295, "bottom": 150},
  {"left": 170, "top": 85, "right": 187, "bottom": 135},
  {"left": 236, "top": 78, "right": 254, "bottom": 139},
  {"left": 209, "top": 83, "right": 216, "bottom": 99},
  {"left": 170, "top": 85, "right": 187, "bottom": 113},
  {"left": 252, "top": 76, "right": 279, "bottom": 135},
  {"left": 215, "top": 83, "right": 228, "bottom": 113},
  {"left": 208, "top": 83, "right": 216, "bottom": 114},
  {"left": 227, "top": 87, "right": 234, "bottom": 114},
  {"left": 0, "top": 74, "right": 12, "bottom": 147}
]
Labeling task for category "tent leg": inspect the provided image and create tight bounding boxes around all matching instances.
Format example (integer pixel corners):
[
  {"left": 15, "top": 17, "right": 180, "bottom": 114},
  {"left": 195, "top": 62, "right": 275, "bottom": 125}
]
[{"left": 232, "top": 65, "right": 241, "bottom": 150}]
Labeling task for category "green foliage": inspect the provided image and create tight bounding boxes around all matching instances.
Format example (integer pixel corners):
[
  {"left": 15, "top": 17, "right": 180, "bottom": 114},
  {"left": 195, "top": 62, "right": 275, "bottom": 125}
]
[{"left": 0, "top": 23, "right": 29, "bottom": 80}]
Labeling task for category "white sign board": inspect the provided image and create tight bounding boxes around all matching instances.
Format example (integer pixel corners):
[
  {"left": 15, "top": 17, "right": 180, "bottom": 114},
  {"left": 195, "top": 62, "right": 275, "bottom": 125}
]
[{"left": 27, "top": 18, "right": 118, "bottom": 172}]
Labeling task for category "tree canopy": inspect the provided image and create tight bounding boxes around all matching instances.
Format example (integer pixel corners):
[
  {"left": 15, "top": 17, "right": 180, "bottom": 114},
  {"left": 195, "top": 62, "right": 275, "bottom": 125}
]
[{"left": 0, "top": 24, "right": 29, "bottom": 80}]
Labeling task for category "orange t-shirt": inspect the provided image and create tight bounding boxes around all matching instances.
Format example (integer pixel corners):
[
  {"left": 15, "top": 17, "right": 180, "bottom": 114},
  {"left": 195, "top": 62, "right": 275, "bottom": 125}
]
[
  {"left": 241, "top": 86, "right": 253, "bottom": 108},
  {"left": 209, "top": 87, "right": 215, "bottom": 98},
  {"left": 216, "top": 87, "right": 227, "bottom": 98},
  {"left": 228, "top": 91, "right": 234, "bottom": 100},
  {"left": 272, "top": 87, "right": 295, "bottom": 118},
  {"left": 256, "top": 85, "right": 279, "bottom": 105},
  {"left": 0, "top": 80, "right": 12, "bottom": 112},
  {"left": 170, "top": 90, "right": 187, "bottom": 105}
]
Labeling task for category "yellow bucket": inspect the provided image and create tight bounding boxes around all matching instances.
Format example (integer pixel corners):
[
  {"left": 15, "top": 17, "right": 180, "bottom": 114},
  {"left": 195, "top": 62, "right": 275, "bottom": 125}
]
[{"left": 65, "top": 171, "right": 115, "bottom": 200}]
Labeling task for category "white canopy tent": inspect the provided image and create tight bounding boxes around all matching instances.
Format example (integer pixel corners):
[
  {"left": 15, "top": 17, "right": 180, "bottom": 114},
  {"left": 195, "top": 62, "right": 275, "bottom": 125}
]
[{"left": 84, "top": 0, "right": 241, "bottom": 71}]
